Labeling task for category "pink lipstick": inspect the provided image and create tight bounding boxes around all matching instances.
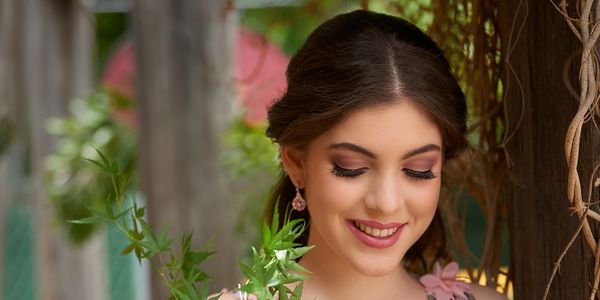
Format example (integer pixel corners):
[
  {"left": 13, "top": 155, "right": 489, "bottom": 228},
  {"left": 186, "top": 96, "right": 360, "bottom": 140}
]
[{"left": 346, "top": 219, "right": 405, "bottom": 249}]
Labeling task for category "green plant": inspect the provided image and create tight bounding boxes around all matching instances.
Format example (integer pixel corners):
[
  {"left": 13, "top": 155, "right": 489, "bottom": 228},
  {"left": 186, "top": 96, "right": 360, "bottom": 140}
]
[
  {"left": 45, "top": 92, "right": 136, "bottom": 243},
  {"left": 221, "top": 119, "right": 280, "bottom": 247},
  {"left": 72, "top": 148, "right": 312, "bottom": 300},
  {"left": 238, "top": 203, "right": 312, "bottom": 300},
  {"left": 71, "top": 148, "right": 217, "bottom": 300}
]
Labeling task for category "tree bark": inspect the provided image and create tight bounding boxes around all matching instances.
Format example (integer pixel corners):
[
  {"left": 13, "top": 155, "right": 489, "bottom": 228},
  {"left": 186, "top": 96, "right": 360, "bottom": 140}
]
[
  {"left": 498, "top": 1, "right": 600, "bottom": 298},
  {"left": 0, "top": 0, "right": 15, "bottom": 296},
  {"left": 0, "top": 0, "right": 107, "bottom": 299},
  {"left": 134, "top": 1, "right": 237, "bottom": 298}
]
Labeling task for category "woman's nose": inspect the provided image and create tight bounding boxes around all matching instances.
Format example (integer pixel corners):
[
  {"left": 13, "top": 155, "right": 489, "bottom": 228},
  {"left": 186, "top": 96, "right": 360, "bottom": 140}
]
[{"left": 364, "top": 172, "right": 404, "bottom": 215}]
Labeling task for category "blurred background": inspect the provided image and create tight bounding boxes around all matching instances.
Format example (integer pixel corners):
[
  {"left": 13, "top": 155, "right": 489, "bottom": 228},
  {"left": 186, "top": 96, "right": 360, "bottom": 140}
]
[{"left": 1, "top": 0, "right": 598, "bottom": 299}]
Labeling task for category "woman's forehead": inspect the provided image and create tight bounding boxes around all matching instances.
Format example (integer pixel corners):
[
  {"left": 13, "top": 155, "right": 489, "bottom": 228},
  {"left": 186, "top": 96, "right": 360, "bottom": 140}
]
[{"left": 309, "top": 101, "right": 443, "bottom": 156}]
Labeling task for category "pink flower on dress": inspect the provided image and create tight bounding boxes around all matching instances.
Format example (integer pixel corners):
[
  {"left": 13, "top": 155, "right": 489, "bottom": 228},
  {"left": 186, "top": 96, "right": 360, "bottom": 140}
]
[{"left": 419, "top": 262, "right": 471, "bottom": 300}]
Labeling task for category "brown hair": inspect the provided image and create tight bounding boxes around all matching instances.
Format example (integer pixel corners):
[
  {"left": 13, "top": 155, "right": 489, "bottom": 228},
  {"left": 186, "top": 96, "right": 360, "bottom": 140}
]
[{"left": 264, "top": 10, "right": 467, "bottom": 275}]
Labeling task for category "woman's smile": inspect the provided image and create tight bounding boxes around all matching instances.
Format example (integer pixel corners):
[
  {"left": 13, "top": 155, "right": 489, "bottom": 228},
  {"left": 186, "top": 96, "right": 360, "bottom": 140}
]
[{"left": 347, "top": 219, "right": 406, "bottom": 249}]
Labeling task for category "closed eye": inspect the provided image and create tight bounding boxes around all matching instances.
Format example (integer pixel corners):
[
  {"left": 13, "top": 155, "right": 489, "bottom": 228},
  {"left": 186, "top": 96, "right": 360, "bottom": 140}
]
[
  {"left": 403, "top": 169, "right": 436, "bottom": 180},
  {"left": 330, "top": 164, "right": 369, "bottom": 178}
]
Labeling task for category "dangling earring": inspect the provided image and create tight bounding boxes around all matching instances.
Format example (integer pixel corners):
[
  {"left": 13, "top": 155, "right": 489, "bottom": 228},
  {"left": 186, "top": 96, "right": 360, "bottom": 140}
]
[{"left": 292, "top": 187, "right": 307, "bottom": 211}]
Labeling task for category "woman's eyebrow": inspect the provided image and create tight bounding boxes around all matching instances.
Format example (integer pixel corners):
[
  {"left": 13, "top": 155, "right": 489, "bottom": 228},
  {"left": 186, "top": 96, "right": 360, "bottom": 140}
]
[
  {"left": 402, "top": 144, "right": 441, "bottom": 159},
  {"left": 327, "top": 142, "right": 376, "bottom": 158},
  {"left": 327, "top": 142, "right": 441, "bottom": 160}
]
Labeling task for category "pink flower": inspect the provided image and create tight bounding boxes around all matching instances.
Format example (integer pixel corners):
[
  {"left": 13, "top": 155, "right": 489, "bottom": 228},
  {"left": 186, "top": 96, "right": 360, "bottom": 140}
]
[{"left": 419, "top": 262, "right": 471, "bottom": 300}]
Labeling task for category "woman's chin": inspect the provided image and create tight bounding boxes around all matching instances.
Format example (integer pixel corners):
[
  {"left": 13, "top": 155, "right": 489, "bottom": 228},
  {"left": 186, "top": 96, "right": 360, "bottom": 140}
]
[{"left": 350, "top": 256, "right": 402, "bottom": 277}]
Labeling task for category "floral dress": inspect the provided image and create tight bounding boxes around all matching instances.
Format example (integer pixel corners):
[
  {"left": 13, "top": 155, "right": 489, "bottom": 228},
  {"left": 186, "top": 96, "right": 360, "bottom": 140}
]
[{"left": 419, "top": 262, "right": 475, "bottom": 300}]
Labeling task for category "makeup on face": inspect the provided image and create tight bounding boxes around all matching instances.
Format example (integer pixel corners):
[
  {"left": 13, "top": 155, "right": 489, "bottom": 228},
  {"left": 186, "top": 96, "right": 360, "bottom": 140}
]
[
  {"left": 346, "top": 219, "right": 406, "bottom": 249},
  {"left": 299, "top": 100, "right": 444, "bottom": 277},
  {"left": 327, "top": 142, "right": 441, "bottom": 181}
]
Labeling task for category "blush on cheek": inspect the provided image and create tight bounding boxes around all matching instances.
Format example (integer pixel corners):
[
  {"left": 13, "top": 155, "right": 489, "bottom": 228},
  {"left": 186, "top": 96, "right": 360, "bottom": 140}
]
[
  {"left": 306, "top": 167, "right": 362, "bottom": 211},
  {"left": 406, "top": 184, "right": 440, "bottom": 216}
]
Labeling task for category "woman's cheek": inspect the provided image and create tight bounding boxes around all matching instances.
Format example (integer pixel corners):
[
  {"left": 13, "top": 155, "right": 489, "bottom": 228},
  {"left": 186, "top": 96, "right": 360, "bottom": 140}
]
[
  {"left": 307, "top": 166, "right": 363, "bottom": 211},
  {"left": 404, "top": 181, "right": 440, "bottom": 217}
]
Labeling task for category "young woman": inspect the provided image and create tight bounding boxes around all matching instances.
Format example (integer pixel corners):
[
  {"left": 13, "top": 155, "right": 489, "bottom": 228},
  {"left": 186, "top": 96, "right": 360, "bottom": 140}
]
[{"left": 221, "top": 9, "right": 505, "bottom": 300}]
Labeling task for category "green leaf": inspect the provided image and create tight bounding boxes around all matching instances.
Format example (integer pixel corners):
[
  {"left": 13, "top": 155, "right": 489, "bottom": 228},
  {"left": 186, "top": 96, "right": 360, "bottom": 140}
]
[
  {"left": 120, "top": 242, "right": 137, "bottom": 255},
  {"left": 185, "top": 251, "right": 215, "bottom": 267},
  {"left": 180, "top": 279, "right": 199, "bottom": 300},
  {"left": 286, "top": 260, "right": 312, "bottom": 275},
  {"left": 135, "top": 205, "right": 145, "bottom": 218},
  {"left": 278, "top": 285, "right": 289, "bottom": 300},
  {"left": 68, "top": 215, "right": 105, "bottom": 224},
  {"left": 127, "top": 228, "right": 144, "bottom": 241},
  {"left": 169, "top": 285, "right": 192, "bottom": 300},
  {"left": 239, "top": 261, "right": 261, "bottom": 284},
  {"left": 93, "top": 146, "right": 118, "bottom": 174},
  {"left": 83, "top": 157, "right": 111, "bottom": 174},
  {"left": 157, "top": 225, "right": 174, "bottom": 251},
  {"left": 270, "top": 201, "right": 280, "bottom": 237},
  {"left": 199, "top": 286, "right": 211, "bottom": 300},
  {"left": 113, "top": 206, "right": 133, "bottom": 220},
  {"left": 138, "top": 219, "right": 161, "bottom": 253},
  {"left": 291, "top": 281, "right": 304, "bottom": 300},
  {"left": 262, "top": 222, "right": 271, "bottom": 245},
  {"left": 289, "top": 245, "right": 314, "bottom": 260},
  {"left": 103, "top": 200, "right": 115, "bottom": 219}
]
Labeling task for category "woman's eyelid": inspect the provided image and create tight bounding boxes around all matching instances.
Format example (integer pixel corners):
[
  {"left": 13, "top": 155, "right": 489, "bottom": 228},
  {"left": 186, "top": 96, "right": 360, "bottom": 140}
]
[
  {"left": 402, "top": 156, "right": 439, "bottom": 170},
  {"left": 330, "top": 156, "right": 371, "bottom": 170},
  {"left": 402, "top": 165, "right": 436, "bottom": 173}
]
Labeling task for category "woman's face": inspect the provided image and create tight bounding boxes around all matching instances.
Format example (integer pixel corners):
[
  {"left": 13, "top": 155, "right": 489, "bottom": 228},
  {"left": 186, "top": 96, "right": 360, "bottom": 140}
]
[{"left": 282, "top": 100, "right": 443, "bottom": 276}]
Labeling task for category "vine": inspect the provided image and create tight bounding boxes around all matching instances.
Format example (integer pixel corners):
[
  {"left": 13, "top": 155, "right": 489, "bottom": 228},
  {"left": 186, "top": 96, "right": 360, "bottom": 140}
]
[{"left": 546, "top": 0, "right": 600, "bottom": 299}]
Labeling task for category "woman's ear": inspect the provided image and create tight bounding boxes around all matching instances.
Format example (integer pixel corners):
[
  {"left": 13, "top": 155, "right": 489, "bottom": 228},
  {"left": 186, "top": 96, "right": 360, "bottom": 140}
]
[{"left": 280, "top": 145, "right": 305, "bottom": 188}]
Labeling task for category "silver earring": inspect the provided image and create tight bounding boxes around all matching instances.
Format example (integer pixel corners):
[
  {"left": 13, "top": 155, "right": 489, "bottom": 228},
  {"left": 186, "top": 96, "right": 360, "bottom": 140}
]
[{"left": 292, "top": 187, "right": 307, "bottom": 211}]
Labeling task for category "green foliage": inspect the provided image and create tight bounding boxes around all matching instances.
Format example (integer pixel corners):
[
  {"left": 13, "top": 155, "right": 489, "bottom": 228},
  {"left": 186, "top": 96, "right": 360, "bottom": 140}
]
[
  {"left": 240, "top": 0, "right": 434, "bottom": 56},
  {"left": 71, "top": 148, "right": 217, "bottom": 300},
  {"left": 45, "top": 92, "right": 136, "bottom": 243},
  {"left": 71, "top": 148, "right": 312, "bottom": 300},
  {"left": 242, "top": 6, "right": 322, "bottom": 55},
  {"left": 238, "top": 202, "right": 312, "bottom": 300},
  {"left": 222, "top": 120, "right": 279, "bottom": 179},
  {"left": 221, "top": 119, "right": 279, "bottom": 246},
  {"left": 95, "top": 12, "right": 128, "bottom": 75},
  {"left": 241, "top": 0, "right": 359, "bottom": 55}
]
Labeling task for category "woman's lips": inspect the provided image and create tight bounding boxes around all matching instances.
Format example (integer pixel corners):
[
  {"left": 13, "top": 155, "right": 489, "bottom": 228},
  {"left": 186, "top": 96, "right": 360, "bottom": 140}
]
[
  {"left": 346, "top": 219, "right": 405, "bottom": 249},
  {"left": 353, "top": 219, "right": 403, "bottom": 229}
]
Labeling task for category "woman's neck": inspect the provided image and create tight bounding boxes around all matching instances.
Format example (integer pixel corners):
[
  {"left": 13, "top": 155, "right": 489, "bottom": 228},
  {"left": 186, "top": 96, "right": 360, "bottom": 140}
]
[{"left": 296, "top": 229, "right": 426, "bottom": 300}]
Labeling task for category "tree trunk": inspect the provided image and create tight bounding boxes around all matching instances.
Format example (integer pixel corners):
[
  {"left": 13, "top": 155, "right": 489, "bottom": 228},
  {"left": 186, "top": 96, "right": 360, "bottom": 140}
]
[
  {"left": 0, "top": 0, "right": 107, "bottom": 299},
  {"left": 498, "top": 1, "right": 600, "bottom": 298},
  {"left": 134, "top": 1, "right": 237, "bottom": 298},
  {"left": 0, "top": 0, "right": 15, "bottom": 296}
]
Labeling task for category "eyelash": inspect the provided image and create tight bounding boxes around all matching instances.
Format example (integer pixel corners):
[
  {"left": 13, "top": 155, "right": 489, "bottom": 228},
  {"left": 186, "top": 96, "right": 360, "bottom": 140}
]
[
  {"left": 330, "top": 164, "right": 368, "bottom": 178},
  {"left": 330, "top": 164, "right": 436, "bottom": 180},
  {"left": 403, "top": 168, "right": 436, "bottom": 180}
]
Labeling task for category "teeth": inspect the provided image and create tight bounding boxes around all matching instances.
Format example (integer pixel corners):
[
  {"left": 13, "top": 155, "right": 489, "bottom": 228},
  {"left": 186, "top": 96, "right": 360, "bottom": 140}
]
[
  {"left": 353, "top": 221, "right": 399, "bottom": 238},
  {"left": 372, "top": 228, "right": 381, "bottom": 236}
]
